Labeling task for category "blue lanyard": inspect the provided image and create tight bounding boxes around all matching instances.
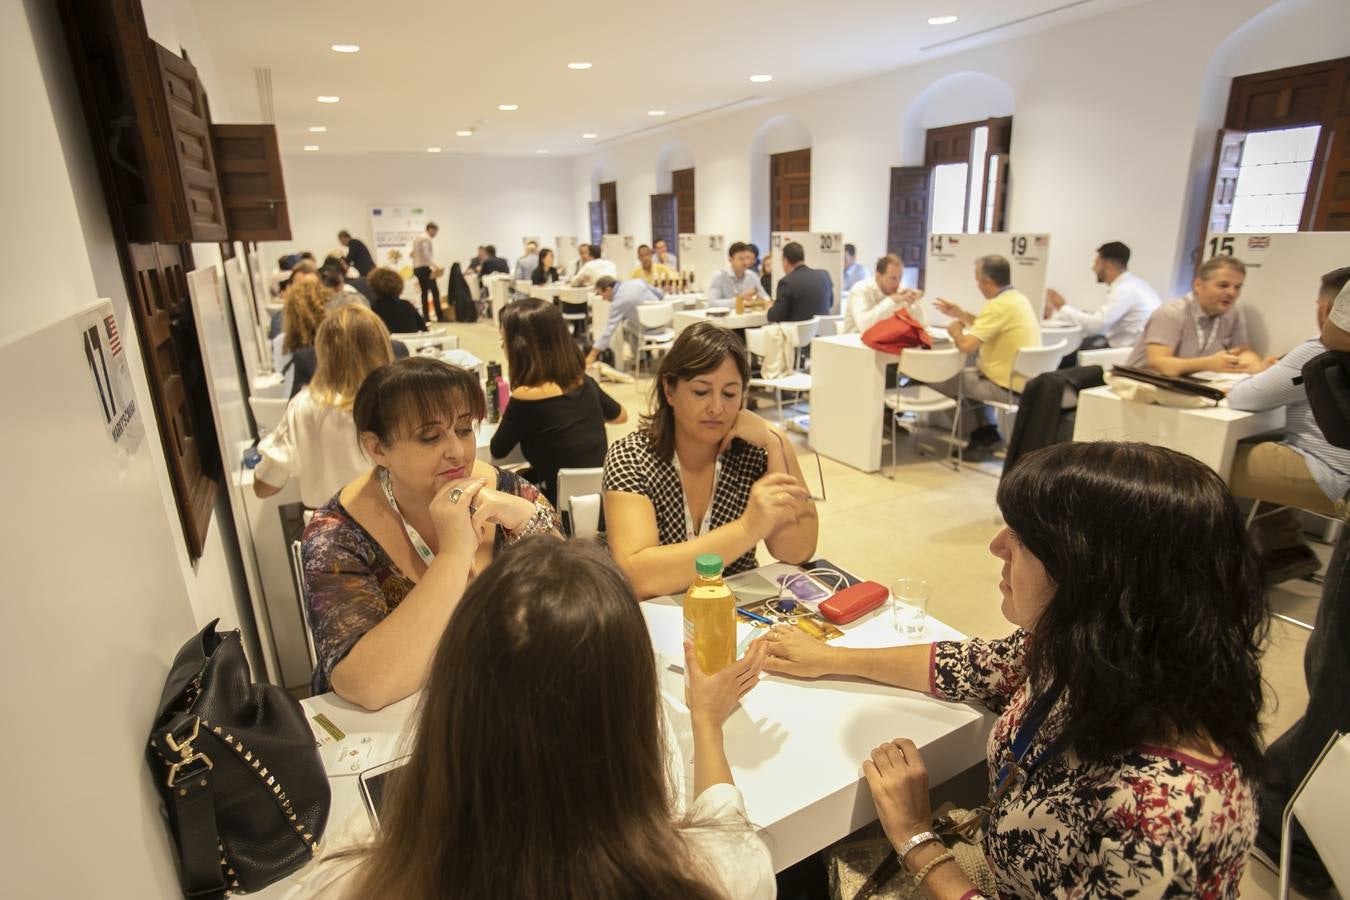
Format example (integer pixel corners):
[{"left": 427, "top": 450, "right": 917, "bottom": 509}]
[{"left": 994, "top": 688, "right": 1060, "bottom": 793}]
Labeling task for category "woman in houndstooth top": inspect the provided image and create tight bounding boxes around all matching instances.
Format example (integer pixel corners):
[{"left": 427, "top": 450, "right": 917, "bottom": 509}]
[{"left": 603, "top": 322, "right": 818, "bottom": 599}]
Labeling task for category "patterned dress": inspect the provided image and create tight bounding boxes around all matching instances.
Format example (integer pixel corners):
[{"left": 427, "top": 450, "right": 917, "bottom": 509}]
[
  {"left": 930, "top": 632, "right": 1257, "bottom": 898},
  {"left": 602, "top": 429, "right": 768, "bottom": 575},
  {"left": 300, "top": 467, "right": 560, "bottom": 694}
]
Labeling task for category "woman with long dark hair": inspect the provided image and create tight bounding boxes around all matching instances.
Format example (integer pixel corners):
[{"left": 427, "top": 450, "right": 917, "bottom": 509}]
[
  {"left": 530, "top": 247, "right": 559, "bottom": 285},
  {"left": 764, "top": 442, "right": 1268, "bottom": 898},
  {"left": 490, "top": 298, "right": 627, "bottom": 504},
  {"left": 288, "top": 538, "right": 774, "bottom": 899},
  {"left": 604, "top": 322, "right": 818, "bottom": 598}
]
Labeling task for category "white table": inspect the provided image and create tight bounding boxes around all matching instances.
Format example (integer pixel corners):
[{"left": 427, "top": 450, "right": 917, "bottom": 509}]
[
  {"left": 674, "top": 308, "right": 768, "bottom": 334},
  {"left": 810, "top": 334, "right": 902, "bottom": 472},
  {"left": 1072, "top": 385, "right": 1284, "bottom": 480},
  {"left": 251, "top": 563, "right": 988, "bottom": 896},
  {"left": 528, "top": 283, "right": 563, "bottom": 301}
]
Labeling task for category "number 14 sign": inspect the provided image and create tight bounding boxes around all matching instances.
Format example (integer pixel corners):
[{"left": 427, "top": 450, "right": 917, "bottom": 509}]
[{"left": 925, "top": 233, "right": 1052, "bottom": 323}]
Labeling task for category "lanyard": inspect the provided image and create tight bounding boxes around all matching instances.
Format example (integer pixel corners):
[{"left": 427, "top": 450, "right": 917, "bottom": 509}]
[
  {"left": 994, "top": 687, "right": 1061, "bottom": 794},
  {"left": 378, "top": 467, "right": 437, "bottom": 565},
  {"left": 673, "top": 453, "right": 722, "bottom": 540},
  {"left": 1190, "top": 295, "right": 1219, "bottom": 355}
]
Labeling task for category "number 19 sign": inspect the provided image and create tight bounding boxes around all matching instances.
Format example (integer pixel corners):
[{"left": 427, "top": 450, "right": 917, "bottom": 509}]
[{"left": 924, "top": 232, "right": 1052, "bottom": 323}]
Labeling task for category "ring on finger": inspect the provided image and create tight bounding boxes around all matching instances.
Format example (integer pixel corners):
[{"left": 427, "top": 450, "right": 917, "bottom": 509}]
[{"left": 448, "top": 487, "right": 465, "bottom": 504}]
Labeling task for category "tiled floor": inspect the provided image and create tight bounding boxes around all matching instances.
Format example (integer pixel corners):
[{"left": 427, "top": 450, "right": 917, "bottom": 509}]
[{"left": 450, "top": 318, "right": 1333, "bottom": 899}]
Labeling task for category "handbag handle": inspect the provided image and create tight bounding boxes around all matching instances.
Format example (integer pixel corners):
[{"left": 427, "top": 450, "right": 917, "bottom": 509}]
[{"left": 152, "top": 716, "right": 230, "bottom": 900}]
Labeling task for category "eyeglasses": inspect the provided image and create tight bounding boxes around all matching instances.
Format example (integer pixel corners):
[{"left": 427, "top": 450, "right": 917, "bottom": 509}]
[{"left": 773, "top": 431, "right": 827, "bottom": 502}]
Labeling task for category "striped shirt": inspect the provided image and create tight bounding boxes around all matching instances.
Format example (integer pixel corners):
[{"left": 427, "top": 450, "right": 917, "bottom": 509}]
[{"left": 1227, "top": 338, "right": 1350, "bottom": 503}]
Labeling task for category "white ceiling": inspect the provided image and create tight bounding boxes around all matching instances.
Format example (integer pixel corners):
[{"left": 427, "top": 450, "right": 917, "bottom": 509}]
[{"left": 191, "top": 0, "right": 1147, "bottom": 158}]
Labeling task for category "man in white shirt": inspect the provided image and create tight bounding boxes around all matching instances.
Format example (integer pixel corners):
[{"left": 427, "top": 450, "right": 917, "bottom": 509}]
[
  {"left": 569, "top": 243, "right": 619, "bottom": 287},
  {"left": 843, "top": 254, "right": 925, "bottom": 334},
  {"left": 705, "top": 241, "right": 769, "bottom": 309},
  {"left": 410, "top": 222, "right": 440, "bottom": 321},
  {"left": 1043, "top": 241, "right": 1161, "bottom": 349},
  {"left": 652, "top": 238, "right": 678, "bottom": 270},
  {"left": 842, "top": 244, "right": 869, "bottom": 293}
]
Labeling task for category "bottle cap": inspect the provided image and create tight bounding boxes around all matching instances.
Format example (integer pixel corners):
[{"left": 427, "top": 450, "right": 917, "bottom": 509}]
[{"left": 695, "top": 554, "right": 724, "bottom": 577}]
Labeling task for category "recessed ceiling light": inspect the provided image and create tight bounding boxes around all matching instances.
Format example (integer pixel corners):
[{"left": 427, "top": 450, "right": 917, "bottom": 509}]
[
  {"left": 535, "top": 149, "right": 549, "bottom": 154},
  {"left": 456, "top": 130, "right": 474, "bottom": 137},
  {"left": 308, "top": 126, "right": 327, "bottom": 132},
  {"left": 567, "top": 62, "right": 592, "bottom": 70},
  {"left": 427, "top": 147, "right": 442, "bottom": 153},
  {"left": 330, "top": 43, "right": 360, "bottom": 53},
  {"left": 498, "top": 104, "right": 518, "bottom": 111},
  {"left": 303, "top": 145, "right": 319, "bottom": 151},
  {"left": 582, "top": 132, "right": 598, "bottom": 139},
  {"left": 647, "top": 110, "right": 666, "bottom": 117},
  {"left": 750, "top": 74, "right": 773, "bottom": 83},
  {"left": 317, "top": 95, "right": 340, "bottom": 103},
  {"left": 927, "top": 15, "right": 958, "bottom": 24}
]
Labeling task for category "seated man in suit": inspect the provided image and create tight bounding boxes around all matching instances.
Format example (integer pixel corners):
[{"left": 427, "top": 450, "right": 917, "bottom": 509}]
[
  {"left": 479, "top": 244, "right": 510, "bottom": 278},
  {"left": 768, "top": 241, "right": 833, "bottom": 323},
  {"left": 931, "top": 254, "right": 1041, "bottom": 453},
  {"left": 1125, "top": 256, "right": 1266, "bottom": 375}
]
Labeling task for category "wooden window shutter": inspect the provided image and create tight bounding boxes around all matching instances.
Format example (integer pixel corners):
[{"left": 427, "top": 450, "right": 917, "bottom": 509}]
[
  {"left": 128, "top": 243, "right": 217, "bottom": 558},
  {"left": 886, "top": 167, "right": 931, "bottom": 287},
  {"left": 672, "top": 167, "right": 696, "bottom": 233},
  {"left": 770, "top": 148, "right": 811, "bottom": 232},
  {"left": 1310, "top": 115, "right": 1350, "bottom": 230},
  {"left": 649, "top": 194, "right": 677, "bottom": 251},
  {"left": 588, "top": 202, "right": 603, "bottom": 244},
  {"left": 599, "top": 182, "right": 619, "bottom": 233},
  {"left": 154, "top": 45, "right": 228, "bottom": 242},
  {"left": 212, "top": 124, "right": 292, "bottom": 241},
  {"left": 1198, "top": 129, "right": 1247, "bottom": 256}
]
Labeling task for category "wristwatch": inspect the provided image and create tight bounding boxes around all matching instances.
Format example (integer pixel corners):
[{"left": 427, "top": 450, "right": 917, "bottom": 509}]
[{"left": 896, "top": 830, "right": 942, "bottom": 866}]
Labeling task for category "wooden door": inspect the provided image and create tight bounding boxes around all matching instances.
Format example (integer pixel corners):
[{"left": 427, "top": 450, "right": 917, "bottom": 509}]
[
  {"left": 886, "top": 167, "right": 930, "bottom": 286},
  {"left": 128, "top": 243, "right": 217, "bottom": 558},
  {"left": 1311, "top": 116, "right": 1350, "bottom": 230},
  {"left": 672, "top": 167, "right": 696, "bottom": 233},
  {"left": 599, "top": 181, "right": 619, "bottom": 233},
  {"left": 212, "top": 124, "right": 291, "bottom": 241},
  {"left": 650, "top": 194, "right": 678, "bottom": 253},
  {"left": 770, "top": 148, "right": 811, "bottom": 232},
  {"left": 588, "top": 202, "right": 603, "bottom": 244},
  {"left": 155, "top": 45, "right": 228, "bottom": 241}
]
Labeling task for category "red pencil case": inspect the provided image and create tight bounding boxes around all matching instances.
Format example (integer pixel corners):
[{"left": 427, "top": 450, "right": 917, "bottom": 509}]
[{"left": 818, "top": 580, "right": 888, "bottom": 625}]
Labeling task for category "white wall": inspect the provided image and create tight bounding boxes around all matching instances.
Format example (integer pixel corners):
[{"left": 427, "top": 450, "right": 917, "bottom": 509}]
[
  {"left": 262, "top": 153, "right": 575, "bottom": 273},
  {"left": 569, "top": 0, "right": 1350, "bottom": 317}
]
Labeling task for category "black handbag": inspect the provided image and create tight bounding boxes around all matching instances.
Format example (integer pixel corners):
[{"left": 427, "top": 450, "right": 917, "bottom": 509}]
[{"left": 146, "top": 620, "right": 330, "bottom": 899}]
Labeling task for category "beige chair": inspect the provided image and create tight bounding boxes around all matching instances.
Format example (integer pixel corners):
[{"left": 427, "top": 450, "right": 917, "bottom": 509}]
[
  {"left": 983, "top": 340, "right": 1070, "bottom": 419},
  {"left": 883, "top": 347, "right": 966, "bottom": 473},
  {"left": 556, "top": 467, "right": 605, "bottom": 537},
  {"left": 633, "top": 301, "right": 677, "bottom": 377},
  {"left": 1279, "top": 731, "right": 1350, "bottom": 899},
  {"left": 1040, "top": 325, "right": 1083, "bottom": 362},
  {"left": 746, "top": 319, "right": 820, "bottom": 427}
]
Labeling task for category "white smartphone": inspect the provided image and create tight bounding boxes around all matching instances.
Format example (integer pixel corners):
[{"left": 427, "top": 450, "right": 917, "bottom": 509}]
[{"left": 357, "top": 756, "right": 411, "bottom": 829}]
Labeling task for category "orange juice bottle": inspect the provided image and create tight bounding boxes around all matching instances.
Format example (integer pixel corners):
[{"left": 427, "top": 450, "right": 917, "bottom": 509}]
[{"left": 684, "top": 554, "right": 736, "bottom": 676}]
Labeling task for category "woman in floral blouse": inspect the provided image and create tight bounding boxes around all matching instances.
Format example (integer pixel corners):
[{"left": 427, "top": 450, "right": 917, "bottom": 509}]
[
  {"left": 764, "top": 441, "right": 1268, "bottom": 898},
  {"left": 301, "top": 358, "right": 560, "bottom": 708}
]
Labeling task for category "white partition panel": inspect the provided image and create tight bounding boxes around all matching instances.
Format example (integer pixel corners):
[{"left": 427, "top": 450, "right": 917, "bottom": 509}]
[
  {"left": 1, "top": 300, "right": 199, "bottom": 897},
  {"left": 224, "top": 257, "right": 270, "bottom": 382},
  {"left": 924, "top": 233, "right": 1051, "bottom": 325},
  {"left": 555, "top": 235, "right": 581, "bottom": 272},
  {"left": 187, "top": 267, "right": 280, "bottom": 682},
  {"left": 247, "top": 247, "right": 271, "bottom": 321},
  {"left": 1202, "top": 232, "right": 1350, "bottom": 358},
  {"left": 770, "top": 232, "right": 845, "bottom": 314},
  {"left": 677, "top": 233, "right": 727, "bottom": 292},
  {"left": 600, "top": 234, "right": 636, "bottom": 270}
]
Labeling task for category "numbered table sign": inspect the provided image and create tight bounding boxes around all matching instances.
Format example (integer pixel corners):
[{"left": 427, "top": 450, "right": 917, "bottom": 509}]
[
  {"left": 678, "top": 234, "right": 728, "bottom": 291},
  {"left": 924, "top": 233, "right": 1052, "bottom": 323},
  {"left": 770, "top": 232, "right": 845, "bottom": 314}
]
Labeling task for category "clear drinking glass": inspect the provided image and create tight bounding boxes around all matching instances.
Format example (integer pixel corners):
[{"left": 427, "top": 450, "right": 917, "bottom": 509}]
[{"left": 891, "top": 578, "right": 931, "bottom": 638}]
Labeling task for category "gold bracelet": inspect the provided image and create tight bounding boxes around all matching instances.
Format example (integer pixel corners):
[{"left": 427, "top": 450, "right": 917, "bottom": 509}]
[{"left": 912, "top": 850, "right": 956, "bottom": 886}]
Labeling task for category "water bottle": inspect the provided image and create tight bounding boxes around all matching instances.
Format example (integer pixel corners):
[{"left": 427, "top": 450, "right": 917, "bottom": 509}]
[{"left": 486, "top": 361, "right": 502, "bottom": 423}]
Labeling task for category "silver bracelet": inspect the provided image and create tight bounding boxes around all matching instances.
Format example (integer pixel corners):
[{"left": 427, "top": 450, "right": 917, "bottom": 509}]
[{"left": 895, "top": 830, "right": 942, "bottom": 866}]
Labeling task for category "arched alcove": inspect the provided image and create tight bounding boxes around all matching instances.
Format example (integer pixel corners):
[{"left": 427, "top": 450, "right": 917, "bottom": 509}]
[
  {"left": 654, "top": 140, "right": 695, "bottom": 193},
  {"left": 899, "top": 71, "right": 1015, "bottom": 166},
  {"left": 749, "top": 114, "right": 813, "bottom": 250}
]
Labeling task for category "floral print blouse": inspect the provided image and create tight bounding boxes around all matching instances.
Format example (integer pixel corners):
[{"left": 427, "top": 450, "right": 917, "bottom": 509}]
[
  {"left": 300, "top": 467, "right": 561, "bottom": 695},
  {"left": 930, "top": 632, "right": 1256, "bottom": 899}
]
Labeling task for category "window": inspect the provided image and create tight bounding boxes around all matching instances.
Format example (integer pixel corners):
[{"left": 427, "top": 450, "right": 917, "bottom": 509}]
[
  {"left": 1228, "top": 125, "right": 1321, "bottom": 232},
  {"left": 924, "top": 117, "right": 1011, "bottom": 235}
]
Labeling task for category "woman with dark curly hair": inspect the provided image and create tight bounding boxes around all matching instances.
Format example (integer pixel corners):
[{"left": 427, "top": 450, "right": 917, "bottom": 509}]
[
  {"left": 366, "top": 266, "right": 426, "bottom": 334},
  {"left": 763, "top": 441, "right": 1268, "bottom": 899}
]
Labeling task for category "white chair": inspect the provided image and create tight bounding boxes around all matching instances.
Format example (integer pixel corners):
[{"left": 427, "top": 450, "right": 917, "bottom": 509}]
[
  {"left": 1078, "top": 346, "right": 1131, "bottom": 369},
  {"left": 1040, "top": 324, "right": 1082, "bottom": 351},
  {"left": 249, "top": 396, "right": 288, "bottom": 436},
  {"left": 556, "top": 467, "right": 604, "bottom": 537},
  {"left": 747, "top": 319, "right": 819, "bottom": 427},
  {"left": 289, "top": 539, "right": 319, "bottom": 671},
  {"left": 633, "top": 301, "right": 676, "bottom": 377},
  {"left": 1279, "top": 731, "right": 1350, "bottom": 898},
  {"left": 568, "top": 494, "right": 602, "bottom": 539},
  {"left": 983, "top": 340, "right": 1069, "bottom": 420},
  {"left": 814, "top": 314, "right": 845, "bottom": 337},
  {"left": 883, "top": 347, "right": 966, "bottom": 473}
]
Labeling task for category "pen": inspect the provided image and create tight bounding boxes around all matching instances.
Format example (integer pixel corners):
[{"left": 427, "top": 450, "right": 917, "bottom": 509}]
[{"left": 736, "top": 606, "right": 774, "bottom": 625}]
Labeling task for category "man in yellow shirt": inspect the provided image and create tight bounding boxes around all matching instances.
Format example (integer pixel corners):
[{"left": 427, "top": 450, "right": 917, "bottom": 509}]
[
  {"left": 629, "top": 243, "right": 675, "bottom": 286},
  {"left": 932, "top": 255, "right": 1041, "bottom": 452}
]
